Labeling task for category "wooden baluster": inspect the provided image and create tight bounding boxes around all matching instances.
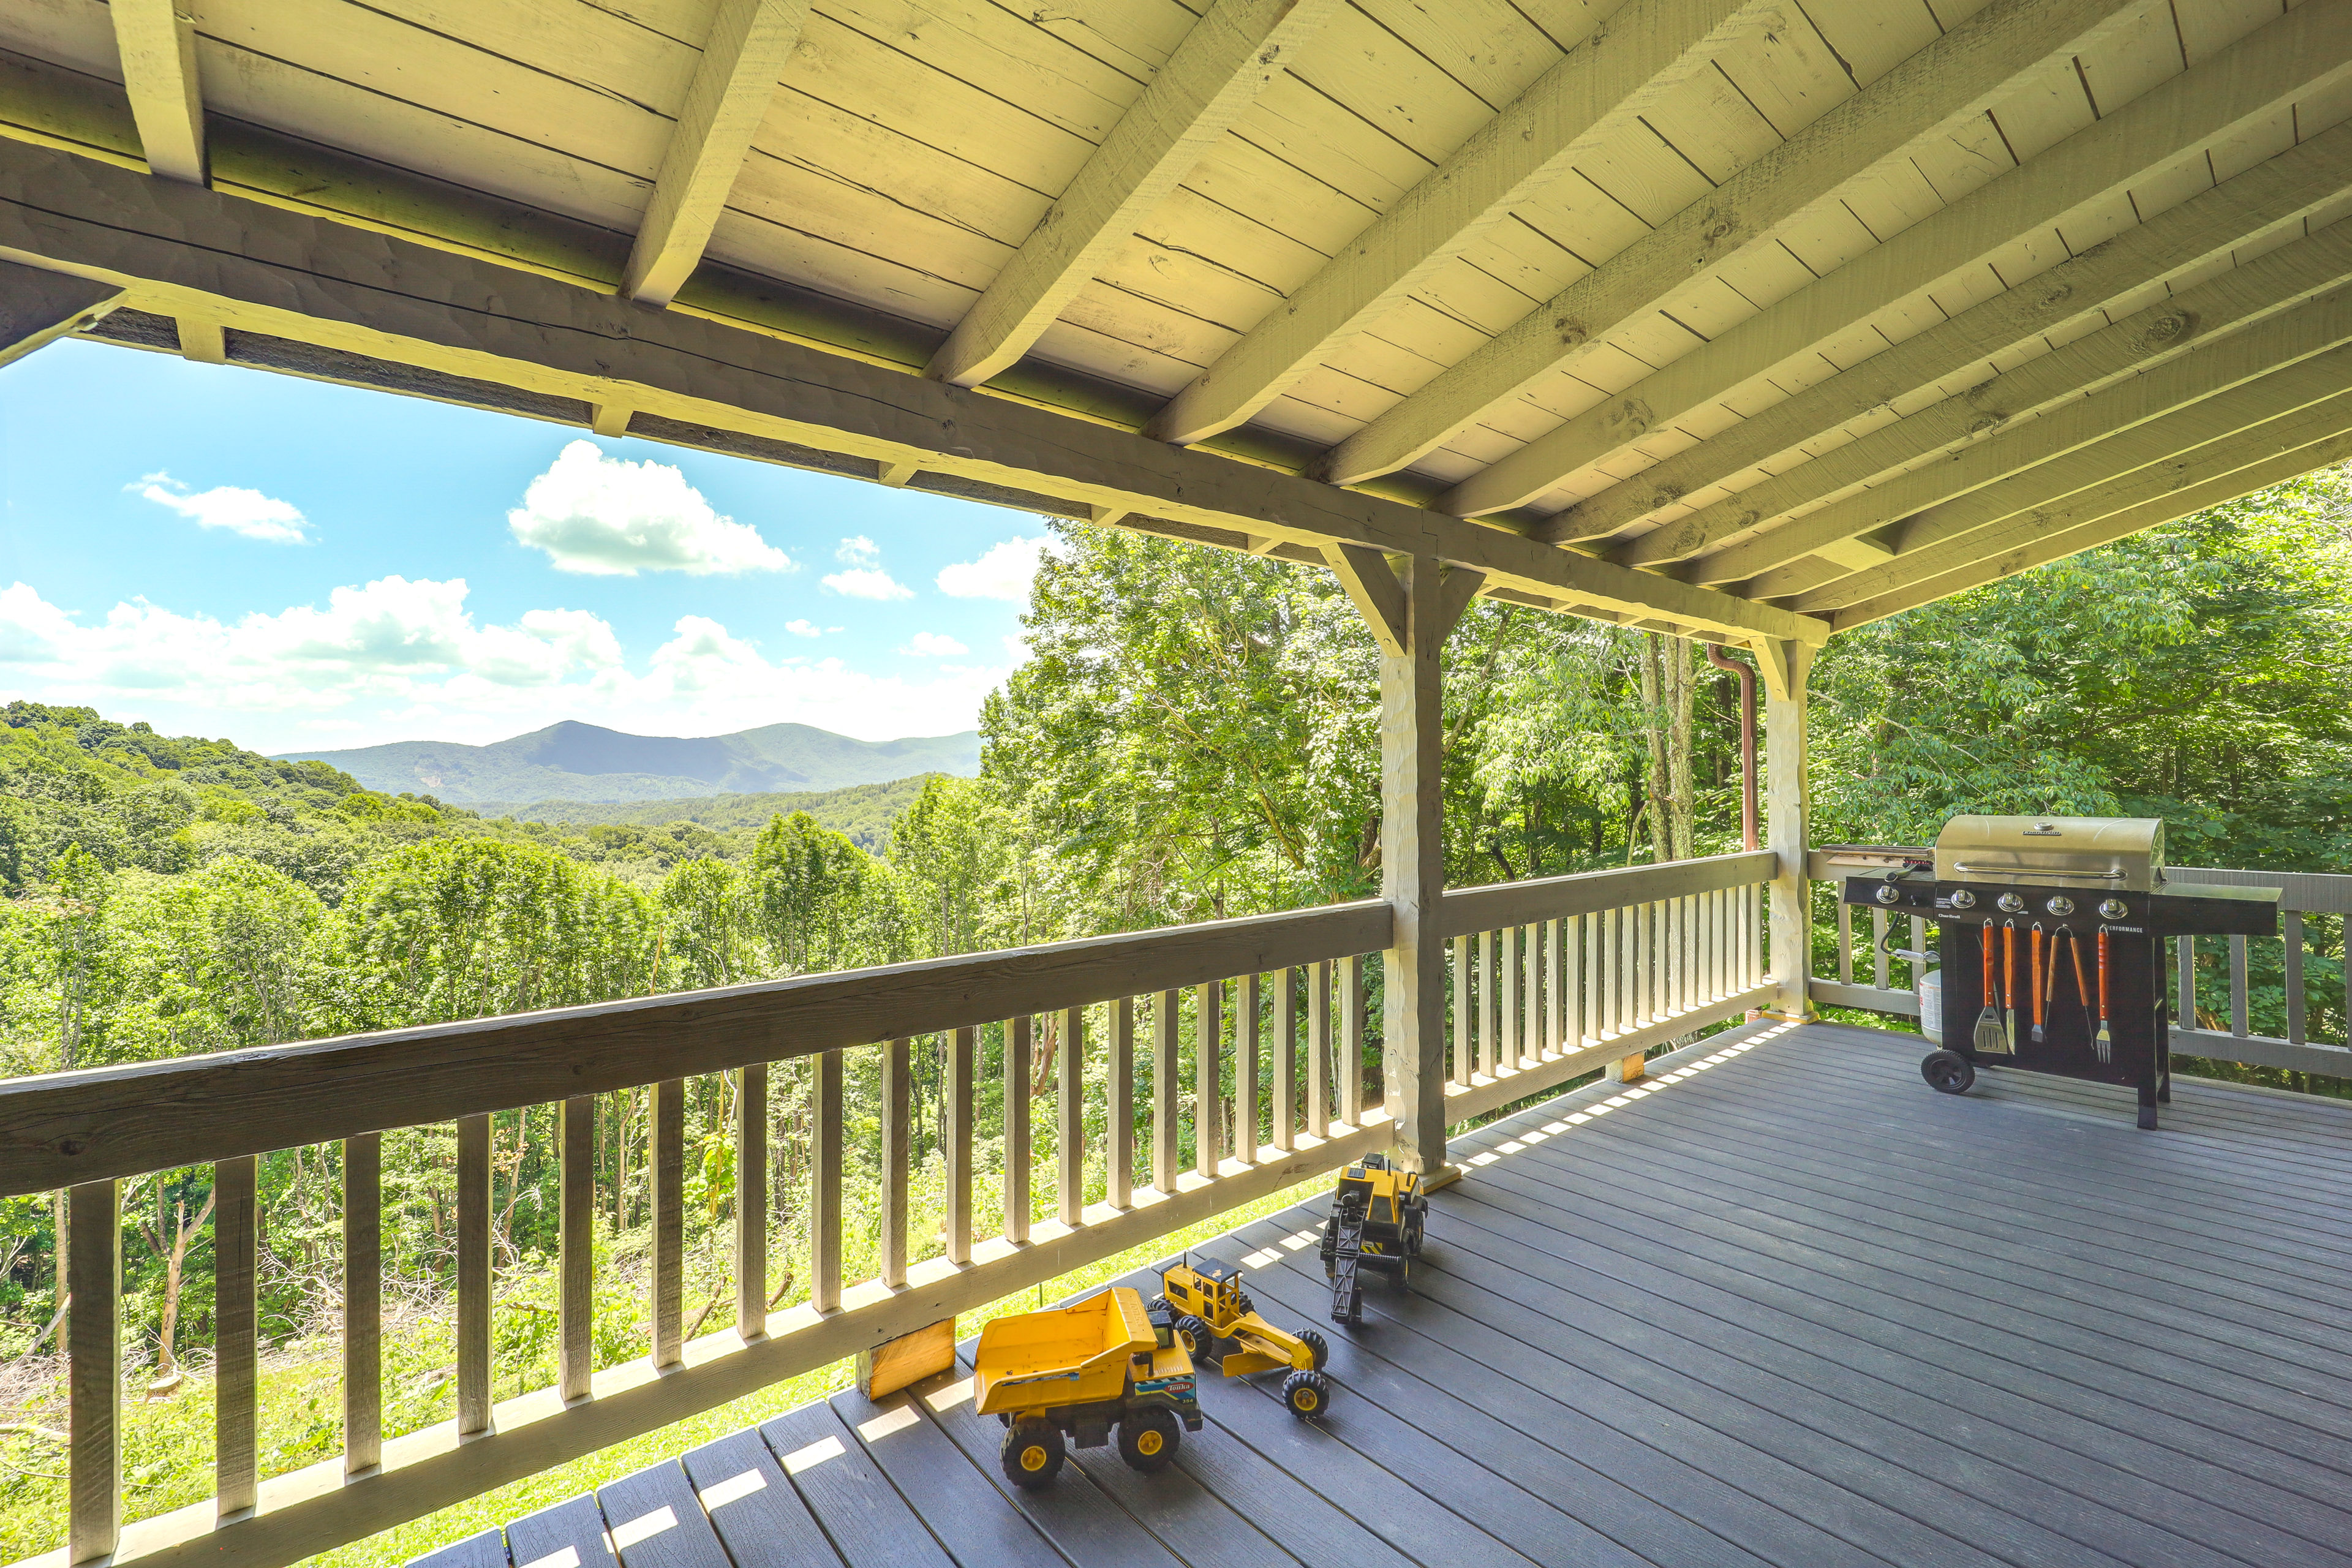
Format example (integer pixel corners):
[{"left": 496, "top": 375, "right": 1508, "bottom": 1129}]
[
  {"left": 1057, "top": 1009, "right": 1084, "bottom": 1225},
  {"left": 1194, "top": 981, "right": 1222, "bottom": 1179},
  {"left": 1595, "top": 907, "right": 1613, "bottom": 1039},
  {"left": 949, "top": 1027, "right": 974, "bottom": 1264},
  {"left": 1110, "top": 1001, "right": 1134, "bottom": 1208},
  {"left": 1308, "top": 960, "right": 1331, "bottom": 1140},
  {"left": 1006, "top": 1016, "right": 1032, "bottom": 1242},
  {"left": 2177, "top": 937, "right": 2196, "bottom": 1029},
  {"left": 650, "top": 1084, "right": 684, "bottom": 1365},
  {"left": 1525, "top": 926, "right": 1542, "bottom": 1064},
  {"left": 733, "top": 1070, "right": 764, "bottom": 1338},
  {"left": 2285, "top": 912, "right": 2308, "bottom": 1045},
  {"left": 1910, "top": 914, "right": 1926, "bottom": 999},
  {"left": 1837, "top": 897, "right": 1855, "bottom": 986},
  {"left": 812, "top": 1050, "right": 842, "bottom": 1311},
  {"left": 1341, "top": 954, "right": 1365, "bottom": 1123},
  {"left": 1274, "top": 968, "right": 1298, "bottom": 1152},
  {"left": 1544, "top": 919, "right": 1562, "bottom": 1054},
  {"left": 1477, "top": 929, "right": 1496, "bottom": 1077},
  {"left": 1450, "top": 936, "right": 1469, "bottom": 1085},
  {"left": 68, "top": 1178, "right": 120, "bottom": 1564},
  {"left": 1637, "top": 903, "right": 1654, "bottom": 1028},
  {"left": 1872, "top": 907, "right": 1891, "bottom": 991},
  {"left": 884, "top": 1038, "right": 912, "bottom": 1284},
  {"left": 1500, "top": 924, "right": 1520, "bottom": 1071},
  {"left": 559, "top": 1099, "right": 595, "bottom": 1393},
  {"left": 2230, "top": 935, "right": 2251, "bottom": 1036},
  {"left": 340, "top": 1134, "right": 379, "bottom": 1472},
  {"left": 1235, "top": 975, "right": 1260, "bottom": 1164},
  {"left": 456, "top": 1114, "right": 493, "bottom": 1431},
  {"left": 1564, "top": 913, "right": 1584, "bottom": 1049},
  {"left": 215, "top": 1156, "right": 257, "bottom": 1514},
  {"left": 1154, "top": 990, "right": 1180, "bottom": 1191}
]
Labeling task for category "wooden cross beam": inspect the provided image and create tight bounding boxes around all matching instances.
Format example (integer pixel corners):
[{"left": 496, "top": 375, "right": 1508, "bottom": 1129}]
[{"left": 108, "top": 0, "right": 203, "bottom": 186}]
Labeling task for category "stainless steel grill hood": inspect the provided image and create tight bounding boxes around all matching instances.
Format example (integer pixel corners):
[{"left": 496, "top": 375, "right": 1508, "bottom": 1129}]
[{"left": 1932, "top": 815, "right": 2166, "bottom": 894}]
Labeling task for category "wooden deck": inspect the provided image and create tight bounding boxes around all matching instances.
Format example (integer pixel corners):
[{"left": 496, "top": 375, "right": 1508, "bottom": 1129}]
[{"left": 422, "top": 1019, "right": 2352, "bottom": 1568}]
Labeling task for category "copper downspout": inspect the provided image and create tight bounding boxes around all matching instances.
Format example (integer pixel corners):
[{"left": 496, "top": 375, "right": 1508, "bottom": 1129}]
[{"left": 1704, "top": 643, "right": 1758, "bottom": 852}]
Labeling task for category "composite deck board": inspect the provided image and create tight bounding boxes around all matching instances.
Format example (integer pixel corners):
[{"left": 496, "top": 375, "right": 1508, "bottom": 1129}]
[
  {"left": 427, "top": 1022, "right": 2352, "bottom": 1568},
  {"left": 597, "top": 1462, "right": 735, "bottom": 1568}
]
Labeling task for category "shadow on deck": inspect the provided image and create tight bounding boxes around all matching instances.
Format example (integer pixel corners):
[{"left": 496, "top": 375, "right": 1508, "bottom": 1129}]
[{"left": 419, "top": 1019, "right": 2352, "bottom": 1568}]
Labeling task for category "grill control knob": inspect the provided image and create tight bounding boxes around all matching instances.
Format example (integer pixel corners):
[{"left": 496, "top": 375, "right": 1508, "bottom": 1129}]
[
  {"left": 1948, "top": 889, "right": 1977, "bottom": 908},
  {"left": 2046, "top": 895, "right": 2075, "bottom": 916},
  {"left": 2098, "top": 897, "right": 2128, "bottom": 920},
  {"left": 1996, "top": 892, "right": 2026, "bottom": 913},
  {"left": 1874, "top": 883, "right": 1902, "bottom": 905}
]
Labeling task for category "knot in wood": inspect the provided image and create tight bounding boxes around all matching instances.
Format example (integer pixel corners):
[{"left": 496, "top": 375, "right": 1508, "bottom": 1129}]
[
  {"left": 58, "top": 1139, "right": 83, "bottom": 1156},
  {"left": 1555, "top": 317, "right": 1588, "bottom": 346},
  {"left": 2139, "top": 312, "right": 2193, "bottom": 349},
  {"left": 1967, "top": 412, "right": 2007, "bottom": 435}
]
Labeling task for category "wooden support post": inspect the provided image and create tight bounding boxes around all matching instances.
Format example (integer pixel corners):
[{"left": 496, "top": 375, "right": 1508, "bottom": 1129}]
[
  {"left": 650, "top": 1082, "right": 684, "bottom": 1366},
  {"left": 559, "top": 1099, "right": 595, "bottom": 1392},
  {"left": 1057, "top": 1008, "right": 1084, "bottom": 1226},
  {"left": 1109, "top": 1000, "right": 1134, "bottom": 1207},
  {"left": 456, "top": 1114, "right": 492, "bottom": 1434},
  {"left": 1005, "top": 1016, "right": 1031, "bottom": 1243},
  {"left": 67, "top": 1178, "right": 119, "bottom": 1564},
  {"left": 1194, "top": 981, "right": 1222, "bottom": 1179},
  {"left": 214, "top": 1156, "right": 256, "bottom": 1515},
  {"left": 1758, "top": 638, "right": 1816, "bottom": 1019},
  {"left": 733, "top": 1068, "right": 765, "bottom": 1337},
  {"left": 948, "top": 1027, "right": 974, "bottom": 1264},
  {"left": 884, "top": 1038, "right": 911, "bottom": 1285},
  {"left": 1235, "top": 973, "right": 1261, "bottom": 1163},
  {"left": 1154, "top": 990, "right": 1180, "bottom": 1191},
  {"left": 812, "top": 1050, "right": 842, "bottom": 1311},
  {"left": 338, "top": 1136, "right": 377, "bottom": 1473}
]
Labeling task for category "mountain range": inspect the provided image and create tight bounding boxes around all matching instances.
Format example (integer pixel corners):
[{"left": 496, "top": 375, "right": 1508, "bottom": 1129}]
[{"left": 279, "top": 720, "right": 979, "bottom": 804}]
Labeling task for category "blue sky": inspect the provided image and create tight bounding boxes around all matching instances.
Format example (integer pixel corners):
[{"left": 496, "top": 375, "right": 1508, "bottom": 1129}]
[{"left": 0, "top": 339, "right": 1058, "bottom": 753}]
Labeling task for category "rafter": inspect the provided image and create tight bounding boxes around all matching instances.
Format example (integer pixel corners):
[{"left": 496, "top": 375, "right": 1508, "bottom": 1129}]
[
  {"left": 927, "top": 0, "right": 1336, "bottom": 388},
  {"left": 109, "top": 0, "right": 204, "bottom": 185},
  {"left": 1441, "top": 0, "right": 2352, "bottom": 523},
  {"left": 0, "top": 257, "right": 122, "bottom": 366},
  {"left": 1668, "top": 229, "right": 2352, "bottom": 583},
  {"left": 1780, "top": 344, "right": 2352, "bottom": 612},
  {"left": 1525, "top": 124, "right": 2352, "bottom": 550},
  {"left": 1145, "top": 0, "right": 1775, "bottom": 447},
  {"left": 1831, "top": 392, "right": 2352, "bottom": 628},
  {"left": 0, "top": 137, "right": 1823, "bottom": 649},
  {"left": 622, "top": 0, "right": 809, "bottom": 307},
  {"left": 1319, "top": 0, "right": 2142, "bottom": 488}
]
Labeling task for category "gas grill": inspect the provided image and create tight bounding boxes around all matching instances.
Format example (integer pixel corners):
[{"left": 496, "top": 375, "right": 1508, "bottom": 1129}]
[{"left": 1842, "top": 815, "right": 2278, "bottom": 1128}]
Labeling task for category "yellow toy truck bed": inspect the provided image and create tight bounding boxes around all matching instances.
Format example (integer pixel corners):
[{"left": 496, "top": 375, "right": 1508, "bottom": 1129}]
[{"left": 973, "top": 1286, "right": 1158, "bottom": 1415}]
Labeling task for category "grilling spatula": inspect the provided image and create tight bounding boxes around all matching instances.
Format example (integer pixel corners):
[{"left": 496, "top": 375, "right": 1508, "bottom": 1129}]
[
  {"left": 1974, "top": 922, "right": 2008, "bottom": 1055},
  {"left": 2094, "top": 925, "right": 2113, "bottom": 1064}
]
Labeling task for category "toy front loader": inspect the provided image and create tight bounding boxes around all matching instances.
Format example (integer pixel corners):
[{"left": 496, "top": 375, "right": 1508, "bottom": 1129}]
[
  {"left": 1320, "top": 1152, "right": 1428, "bottom": 1325},
  {"left": 973, "top": 1286, "right": 1200, "bottom": 1490},
  {"left": 1156, "top": 1256, "right": 1332, "bottom": 1417}
]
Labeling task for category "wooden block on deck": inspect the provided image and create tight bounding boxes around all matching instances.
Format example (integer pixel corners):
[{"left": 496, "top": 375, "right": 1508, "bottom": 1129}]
[
  {"left": 856, "top": 1319, "right": 954, "bottom": 1401},
  {"left": 1607, "top": 1051, "right": 1647, "bottom": 1084}
]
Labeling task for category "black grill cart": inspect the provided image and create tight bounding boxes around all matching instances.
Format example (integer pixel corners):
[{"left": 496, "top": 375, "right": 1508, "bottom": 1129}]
[{"left": 1842, "top": 815, "right": 2278, "bottom": 1128}]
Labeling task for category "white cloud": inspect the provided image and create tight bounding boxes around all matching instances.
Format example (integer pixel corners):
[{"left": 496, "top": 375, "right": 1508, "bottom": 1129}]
[
  {"left": 133, "top": 473, "right": 310, "bottom": 543},
  {"left": 785, "top": 619, "right": 827, "bottom": 637},
  {"left": 836, "top": 536, "right": 881, "bottom": 568},
  {"left": 508, "top": 440, "right": 791, "bottom": 576},
  {"left": 900, "top": 631, "right": 968, "bottom": 657},
  {"left": 937, "top": 535, "right": 1055, "bottom": 600},
  {"left": 821, "top": 535, "right": 913, "bottom": 600}
]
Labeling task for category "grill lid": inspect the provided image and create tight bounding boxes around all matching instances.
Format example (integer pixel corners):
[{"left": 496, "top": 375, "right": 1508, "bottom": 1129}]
[{"left": 1932, "top": 815, "right": 2166, "bottom": 892}]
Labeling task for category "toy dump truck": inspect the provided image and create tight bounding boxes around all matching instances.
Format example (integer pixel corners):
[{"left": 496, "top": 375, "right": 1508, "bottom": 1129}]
[
  {"left": 1154, "top": 1256, "right": 1333, "bottom": 1417},
  {"left": 1319, "top": 1152, "right": 1428, "bottom": 1325},
  {"left": 973, "top": 1286, "right": 1201, "bottom": 1490}
]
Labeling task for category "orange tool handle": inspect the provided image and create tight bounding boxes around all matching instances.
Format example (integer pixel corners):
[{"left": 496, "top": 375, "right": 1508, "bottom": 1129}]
[
  {"left": 2031, "top": 925, "right": 2045, "bottom": 1027},
  {"left": 2069, "top": 928, "right": 2090, "bottom": 1008},
  {"left": 1982, "top": 921, "right": 1996, "bottom": 1000},
  {"left": 2097, "top": 926, "right": 2109, "bottom": 1019},
  {"left": 2003, "top": 920, "right": 2016, "bottom": 1007}
]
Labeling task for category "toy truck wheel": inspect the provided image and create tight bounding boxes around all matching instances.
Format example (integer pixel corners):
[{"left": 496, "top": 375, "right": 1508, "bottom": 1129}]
[
  {"left": 1000, "top": 1419, "right": 1065, "bottom": 1490},
  {"left": 1148, "top": 1294, "right": 1170, "bottom": 1313},
  {"left": 1117, "top": 1408, "right": 1180, "bottom": 1472},
  {"left": 1172, "top": 1314, "right": 1216, "bottom": 1361},
  {"left": 1235, "top": 1288, "right": 1254, "bottom": 1314},
  {"left": 1296, "top": 1328, "right": 1328, "bottom": 1370},
  {"left": 1281, "top": 1370, "right": 1332, "bottom": 1419}
]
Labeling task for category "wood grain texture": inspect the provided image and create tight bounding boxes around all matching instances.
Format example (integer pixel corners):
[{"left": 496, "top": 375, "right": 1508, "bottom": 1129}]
[
  {"left": 1109, "top": 998, "right": 1133, "bottom": 1208},
  {"left": 650, "top": 1081, "right": 684, "bottom": 1368},
  {"left": 67, "top": 1178, "right": 119, "bottom": 1564},
  {"left": 0, "top": 144, "right": 1822, "bottom": 647},
  {"left": 811, "top": 1050, "right": 841, "bottom": 1314},
  {"left": 623, "top": 0, "right": 809, "bottom": 306},
  {"left": 1340, "top": 953, "right": 1365, "bottom": 1123},
  {"left": 1154, "top": 990, "right": 1180, "bottom": 1193},
  {"left": 883, "top": 1039, "right": 910, "bottom": 1287},
  {"left": 947, "top": 1027, "right": 973, "bottom": 1264},
  {"left": 1441, "top": 850, "right": 1775, "bottom": 938},
  {"left": 560, "top": 1099, "right": 594, "bottom": 1395},
  {"left": 1765, "top": 643, "right": 1814, "bottom": 1019},
  {"left": 1308, "top": 958, "right": 1332, "bottom": 1142},
  {"left": 339, "top": 1134, "right": 379, "bottom": 1473},
  {"left": 108, "top": 0, "right": 204, "bottom": 184},
  {"left": 731, "top": 1068, "right": 764, "bottom": 1340},
  {"left": 1275, "top": 967, "right": 1298, "bottom": 1152},
  {"left": 456, "top": 1115, "right": 492, "bottom": 1434},
  {"left": 0, "top": 256, "right": 121, "bottom": 366},
  {"left": 1055, "top": 1009, "right": 1082, "bottom": 1226},
  {"left": 1194, "top": 981, "right": 1222, "bottom": 1180},
  {"left": 1235, "top": 973, "right": 1260, "bottom": 1163},
  {"left": 1005, "top": 1015, "right": 1031, "bottom": 1245},
  {"left": 214, "top": 1157, "right": 256, "bottom": 1516}
]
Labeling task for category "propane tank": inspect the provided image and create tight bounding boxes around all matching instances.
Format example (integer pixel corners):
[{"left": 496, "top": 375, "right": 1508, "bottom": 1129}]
[{"left": 1918, "top": 967, "right": 1942, "bottom": 1039}]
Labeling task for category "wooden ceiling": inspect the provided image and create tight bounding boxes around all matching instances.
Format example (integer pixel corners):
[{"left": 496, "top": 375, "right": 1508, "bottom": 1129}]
[{"left": 1, "top": 0, "right": 2348, "bottom": 639}]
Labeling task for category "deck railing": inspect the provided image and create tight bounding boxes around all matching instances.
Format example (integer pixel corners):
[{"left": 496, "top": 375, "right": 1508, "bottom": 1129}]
[
  {"left": 0, "top": 851, "right": 1773, "bottom": 1568},
  {"left": 1806, "top": 848, "right": 2352, "bottom": 1075}
]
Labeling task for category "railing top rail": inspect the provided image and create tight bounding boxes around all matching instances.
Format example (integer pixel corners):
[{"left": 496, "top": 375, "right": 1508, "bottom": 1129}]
[
  {"left": 0, "top": 897, "right": 1389, "bottom": 1197},
  {"left": 1438, "top": 850, "right": 1776, "bottom": 939}
]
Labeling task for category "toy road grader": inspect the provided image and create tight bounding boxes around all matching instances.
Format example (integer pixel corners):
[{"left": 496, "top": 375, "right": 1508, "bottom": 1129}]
[
  {"left": 973, "top": 1286, "right": 1201, "bottom": 1490},
  {"left": 1319, "top": 1152, "right": 1428, "bottom": 1325},
  {"left": 1154, "top": 1256, "right": 1333, "bottom": 1417}
]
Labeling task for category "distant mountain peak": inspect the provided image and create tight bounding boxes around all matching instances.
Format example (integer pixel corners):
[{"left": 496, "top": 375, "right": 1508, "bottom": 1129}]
[{"left": 277, "top": 721, "right": 979, "bottom": 804}]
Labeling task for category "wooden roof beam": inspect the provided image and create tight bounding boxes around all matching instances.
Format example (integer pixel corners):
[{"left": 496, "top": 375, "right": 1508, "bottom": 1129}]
[
  {"left": 0, "top": 255, "right": 123, "bottom": 367},
  {"left": 622, "top": 0, "right": 810, "bottom": 307},
  {"left": 926, "top": 0, "right": 1337, "bottom": 389},
  {"left": 1780, "top": 343, "right": 2352, "bottom": 612},
  {"left": 0, "top": 138, "right": 1823, "bottom": 648},
  {"left": 1537, "top": 119, "right": 2352, "bottom": 552},
  {"left": 1145, "top": 0, "right": 1777, "bottom": 447},
  {"left": 109, "top": 0, "right": 203, "bottom": 185},
  {"left": 1319, "top": 0, "right": 2145, "bottom": 488},
  {"left": 1444, "top": 0, "right": 2352, "bottom": 525},
  {"left": 1830, "top": 391, "right": 2352, "bottom": 628},
  {"left": 1666, "top": 220, "right": 2352, "bottom": 582}
]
